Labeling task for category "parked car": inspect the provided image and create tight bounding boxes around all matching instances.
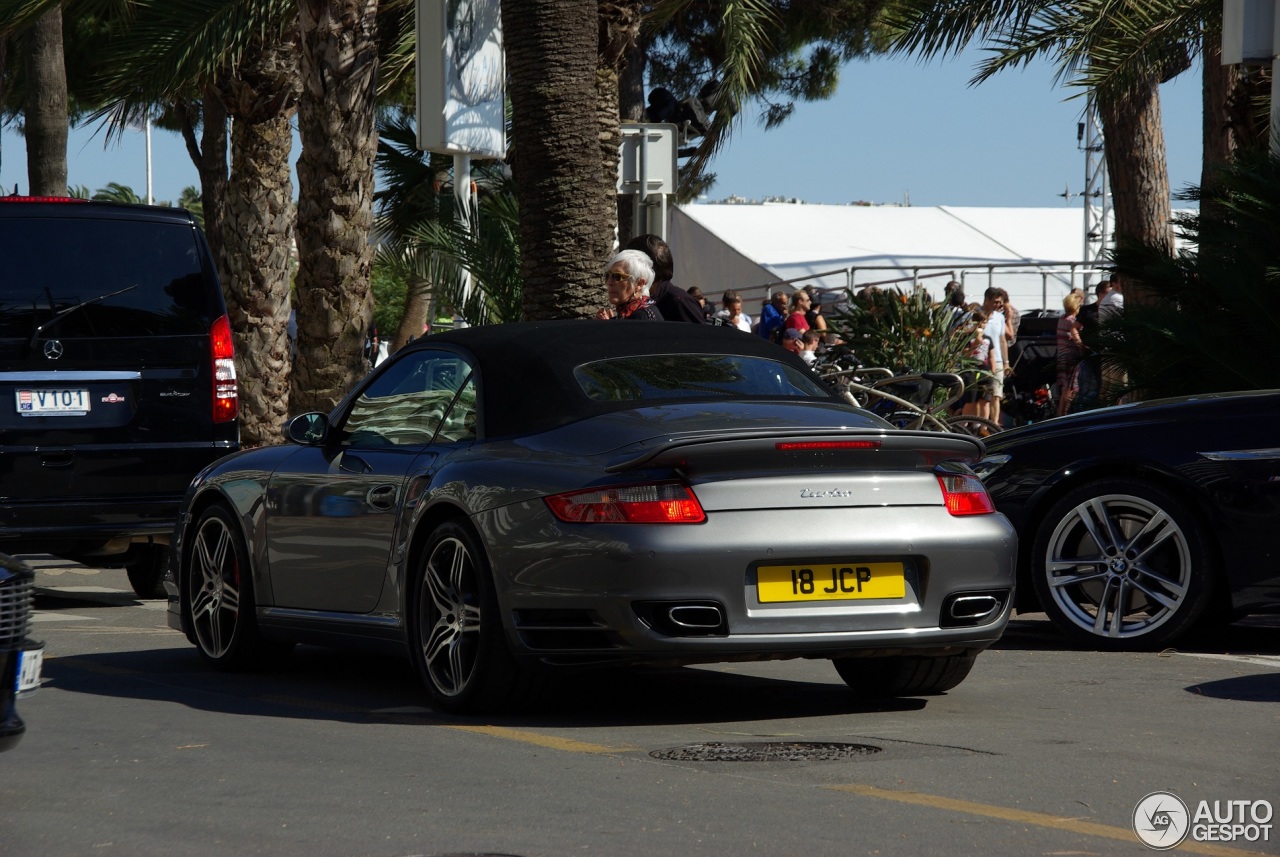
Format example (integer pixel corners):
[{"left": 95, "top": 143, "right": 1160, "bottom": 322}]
[
  {"left": 1, "top": 553, "right": 43, "bottom": 752},
  {"left": 0, "top": 198, "right": 239, "bottom": 597},
  {"left": 976, "top": 390, "right": 1280, "bottom": 648},
  {"left": 169, "top": 320, "right": 1016, "bottom": 713}
]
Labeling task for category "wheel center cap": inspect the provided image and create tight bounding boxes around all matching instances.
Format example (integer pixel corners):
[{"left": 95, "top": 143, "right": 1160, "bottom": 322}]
[{"left": 1110, "top": 558, "right": 1128, "bottom": 574}]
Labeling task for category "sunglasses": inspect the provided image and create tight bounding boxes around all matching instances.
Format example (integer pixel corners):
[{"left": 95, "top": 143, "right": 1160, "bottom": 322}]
[{"left": 604, "top": 272, "right": 632, "bottom": 284}]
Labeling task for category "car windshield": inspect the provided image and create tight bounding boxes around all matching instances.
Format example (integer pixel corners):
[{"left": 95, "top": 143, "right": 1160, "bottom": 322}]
[{"left": 573, "top": 354, "right": 830, "bottom": 402}]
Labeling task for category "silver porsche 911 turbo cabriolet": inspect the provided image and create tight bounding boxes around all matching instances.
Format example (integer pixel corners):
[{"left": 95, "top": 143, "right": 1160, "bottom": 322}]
[{"left": 168, "top": 320, "right": 1016, "bottom": 713}]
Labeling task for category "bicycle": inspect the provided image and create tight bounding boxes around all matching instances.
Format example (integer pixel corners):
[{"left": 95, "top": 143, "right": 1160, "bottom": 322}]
[{"left": 819, "top": 366, "right": 1002, "bottom": 437}]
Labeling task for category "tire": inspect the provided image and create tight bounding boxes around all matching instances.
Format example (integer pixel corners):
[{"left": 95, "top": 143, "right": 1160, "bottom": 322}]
[
  {"left": 125, "top": 545, "right": 168, "bottom": 599},
  {"left": 1030, "top": 479, "right": 1214, "bottom": 649},
  {"left": 832, "top": 651, "right": 978, "bottom": 697},
  {"left": 182, "top": 505, "right": 289, "bottom": 670},
  {"left": 409, "top": 521, "right": 536, "bottom": 714}
]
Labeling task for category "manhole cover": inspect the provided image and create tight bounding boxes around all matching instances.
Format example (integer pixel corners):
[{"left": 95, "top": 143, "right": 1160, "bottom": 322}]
[{"left": 650, "top": 741, "right": 881, "bottom": 762}]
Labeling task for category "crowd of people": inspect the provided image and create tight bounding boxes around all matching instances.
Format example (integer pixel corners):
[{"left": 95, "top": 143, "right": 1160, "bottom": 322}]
[
  {"left": 597, "top": 237, "right": 1127, "bottom": 422},
  {"left": 943, "top": 274, "right": 1124, "bottom": 422},
  {"left": 596, "top": 235, "right": 839, "bottom": 361}
]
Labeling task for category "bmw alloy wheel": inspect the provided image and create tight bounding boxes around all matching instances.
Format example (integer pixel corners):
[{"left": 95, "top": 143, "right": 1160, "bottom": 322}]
[{"left": 1034, "top": 483, "right": 1211, "bottom": 648}]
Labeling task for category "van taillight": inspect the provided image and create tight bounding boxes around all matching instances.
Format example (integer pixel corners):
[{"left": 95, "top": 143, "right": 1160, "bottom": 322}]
[{"left": 211, "top": 315, "right": 237, "bottom": 423}]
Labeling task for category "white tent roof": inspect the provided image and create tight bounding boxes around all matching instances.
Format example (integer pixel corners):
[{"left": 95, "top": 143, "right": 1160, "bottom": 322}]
[{"left": 668, "top": 202, "right": 1113, "bottom": 312}]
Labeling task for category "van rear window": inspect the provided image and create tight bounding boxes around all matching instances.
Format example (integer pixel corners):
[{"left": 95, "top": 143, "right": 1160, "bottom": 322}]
[{"left": 0, "top": 218, "right": 215, "bottom": 338}]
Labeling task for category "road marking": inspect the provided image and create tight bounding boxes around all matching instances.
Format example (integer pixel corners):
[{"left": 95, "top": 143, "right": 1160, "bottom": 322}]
[
  {"left": 1176, "top": 652, "right": 1280, "bottom": 668},
  {"left": 31, "top": 612, "right": 96, "bottom": 622},
  {"left": 827, "top": 783, "right": 1268, "bottom": 856},
  {"left": 442, "top": 724, "right": 633, "bottom": 755}
]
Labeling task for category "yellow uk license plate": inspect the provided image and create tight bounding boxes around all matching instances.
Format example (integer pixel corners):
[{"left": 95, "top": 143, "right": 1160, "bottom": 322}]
[{"left": 756, "top": 562, "right": 906, "bottom": 603}]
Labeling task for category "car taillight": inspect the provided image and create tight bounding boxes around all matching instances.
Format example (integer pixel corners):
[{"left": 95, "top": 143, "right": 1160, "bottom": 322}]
[
  {"left": 210, "top": 315, "right": 238, "bottom": 423},
  {"left": 776, "top": 440, "right": 881, "bottom": 451},
  {"left": 545, "top": 482, "right": 706, "bottom": 524},
  {"left": 936, "top": 473, "right": 995, "bottom": 516}
]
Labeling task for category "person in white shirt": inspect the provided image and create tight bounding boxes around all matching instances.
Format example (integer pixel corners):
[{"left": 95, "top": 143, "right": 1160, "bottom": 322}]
[
  {"left": 798, "top": 328, "right": 821, "bottom": 365},
  {"left": 981, "top": 287, "right": 1009, "bottom": 426},
  {"left": 713, "top": 290, "right": 753, "bottom": 332},
  {"left": 1098, "top": 273, "right": 1125, "bottom": 320}
]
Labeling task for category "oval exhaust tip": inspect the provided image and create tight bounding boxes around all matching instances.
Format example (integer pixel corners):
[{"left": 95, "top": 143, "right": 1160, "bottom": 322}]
[
  {"left": 667, "top": 605, "right": 724, "bottom": 629},
  {"left": 949, "top": 595, "right": 1000, "bottom": 621}
]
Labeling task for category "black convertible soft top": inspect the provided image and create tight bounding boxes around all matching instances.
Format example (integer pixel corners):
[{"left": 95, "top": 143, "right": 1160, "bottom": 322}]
[{"left": 405, "top": 319, "right": 832, "bottom": 438}]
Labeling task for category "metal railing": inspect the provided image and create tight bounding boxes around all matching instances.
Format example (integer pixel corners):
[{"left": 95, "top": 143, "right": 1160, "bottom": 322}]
[{"left": 736, "top": 261, "right": 1111, "bottom": 310}]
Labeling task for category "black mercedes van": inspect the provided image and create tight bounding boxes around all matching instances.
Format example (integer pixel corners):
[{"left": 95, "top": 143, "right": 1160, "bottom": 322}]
[{"left": 0, "top": 198, "right": 239, "bottom": 596}]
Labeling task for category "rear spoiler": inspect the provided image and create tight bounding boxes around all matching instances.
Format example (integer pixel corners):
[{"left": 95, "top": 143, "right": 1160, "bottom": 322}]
[{"left": 605, "top": 428, "right": 983, "bottom": 475}]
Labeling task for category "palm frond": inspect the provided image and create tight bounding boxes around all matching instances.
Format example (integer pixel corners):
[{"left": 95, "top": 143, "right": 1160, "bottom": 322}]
[{"left": 85, "top": 0, "right": 294, "bottom": 134}]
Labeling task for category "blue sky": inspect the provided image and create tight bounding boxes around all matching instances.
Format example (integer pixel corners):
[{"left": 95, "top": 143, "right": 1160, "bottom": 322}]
[{"left": 0, "top": 51, "right": 1204, "bottom": 209}]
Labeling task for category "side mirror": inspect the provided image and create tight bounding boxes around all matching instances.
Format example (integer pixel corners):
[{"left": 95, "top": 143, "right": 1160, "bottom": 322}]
[{"left": 287, "top": 412, "right": 330, "bottom": 445}]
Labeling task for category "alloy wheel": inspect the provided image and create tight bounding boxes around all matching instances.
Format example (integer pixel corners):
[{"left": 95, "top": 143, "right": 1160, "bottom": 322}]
[
  {"left": 1043, "top": 493, "right": 1191, "bottom": 640},
  {"left": 419, "top": 536, "right": 482, "bottom": 698},
  {"left": 189, "top": 513, "right": 242, "bottom": 659}
]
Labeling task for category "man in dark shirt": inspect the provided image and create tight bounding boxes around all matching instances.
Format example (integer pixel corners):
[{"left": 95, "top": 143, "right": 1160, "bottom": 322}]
[{"left": 624, "top": 234, "right": 707, "bottom": 323}]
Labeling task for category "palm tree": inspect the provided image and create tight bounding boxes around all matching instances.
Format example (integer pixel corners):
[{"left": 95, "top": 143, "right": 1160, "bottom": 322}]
[
  {"left": 1099, "top": 152, "right": 1280, "bottom": 397},
  {"left": 7, "top": 0, "right": 411, "bottom": 435},
  {"left": 882, "top": 0, "right": 1190, "bottom": 267},
  {"left": 20, "top": 4, "right": 66, "bottom": 195},
  {"left": 1055, "top": 1, "right": 1269, "bottom": 194},
  {"left": 376, "top": 193, "right": 524, "bottom": 333},
  {"left": 177, "top": 184, "right": 203, "bottom": 228},
  {"left": 375, "top": 112, "right": 523, "bottom": 342},
  {"left": 291, "top": 0, "right": 381, "bottom": 413},
  {"left": 502, "top": 0, "right": 613, "bottom": 319},
  {"left": 89, "top": 0, "right": 301, "bottom": 447},
  {"left": 91, "top": 181, "right": 142, "bottom": 203}
]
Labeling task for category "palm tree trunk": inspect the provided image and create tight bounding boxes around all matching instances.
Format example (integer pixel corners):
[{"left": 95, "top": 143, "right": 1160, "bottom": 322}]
[
  {"left": 292, "top": 0, "right": 380, "bottom": 412},
  {"left": 392, "top": 275, "right": 432, "bottom": 352},
  {"left": 23, "top": 6, "right": 67, "bottom": 196},
  {"left": 218, "top": 38, "right": 301, "bottom": 447},
  {"left": 1097, "top": 77, "right": 1172, "bottom": 304},
  {"left": 180, "top": 87, "right": 232, "bottom": 287},
  {"left": 1202, "top": 40, "right": 1238, "bottom": 199},
  {"left": 504, "top": 0, "right": 612, "bottom": 319}
]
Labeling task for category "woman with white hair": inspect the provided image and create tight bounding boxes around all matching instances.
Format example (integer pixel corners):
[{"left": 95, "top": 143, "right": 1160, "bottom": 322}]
[{"left": 594, "top": 249, "right": 661, "bottom": 321}]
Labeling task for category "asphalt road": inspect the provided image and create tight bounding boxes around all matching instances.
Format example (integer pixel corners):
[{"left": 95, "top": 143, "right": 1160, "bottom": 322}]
[{"left": 3, "top": 557, "right": 1278, "bottom": 857}]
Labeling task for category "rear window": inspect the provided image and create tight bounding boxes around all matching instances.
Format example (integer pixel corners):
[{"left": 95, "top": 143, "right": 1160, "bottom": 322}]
[
  {"left": 574, "top": 354, "right": 830, "bottom": 402},
  {"left": 0, "top": 218, "right": 215, "bottom": 338}
]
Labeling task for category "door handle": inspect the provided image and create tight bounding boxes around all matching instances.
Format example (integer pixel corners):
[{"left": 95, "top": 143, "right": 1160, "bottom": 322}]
[
  {"left": 40, "top": 450, "right": 74, "bottom": 468},
  {"left": 366, "top": 484, "right": 397, "bottom": 511},
  {"left": 339, "top": 453, "right": 372, "bottom": 474}
]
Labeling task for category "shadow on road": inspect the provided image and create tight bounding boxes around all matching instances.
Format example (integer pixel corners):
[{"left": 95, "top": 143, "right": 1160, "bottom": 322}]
[
  {"left": 994, "top": 612, "right": 1280, "bottom": 655},
  {"left": 1186, "top": 673, "right": 1279, "bottom": 703},
  {"left": 39, "top": 644, "right": 929, "bottom": 729}
]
